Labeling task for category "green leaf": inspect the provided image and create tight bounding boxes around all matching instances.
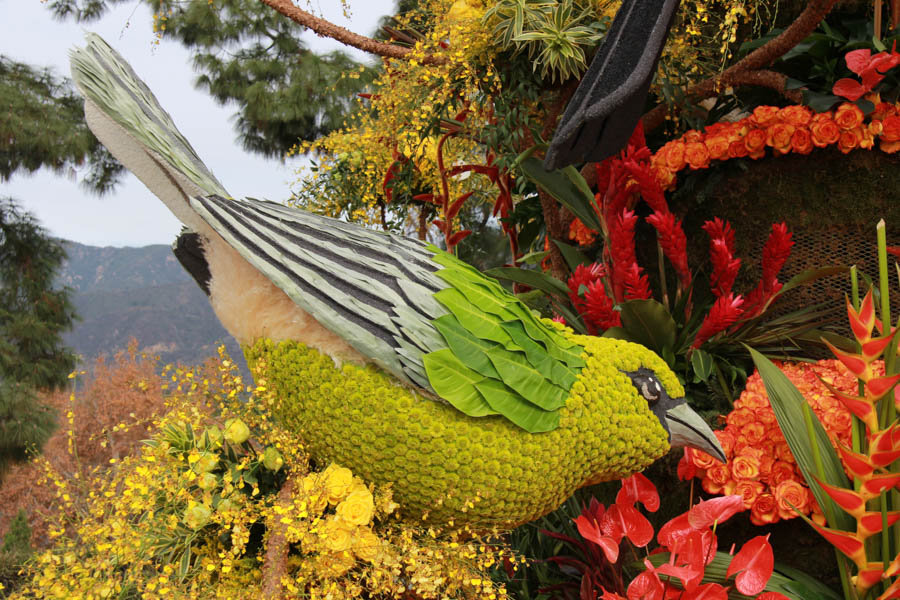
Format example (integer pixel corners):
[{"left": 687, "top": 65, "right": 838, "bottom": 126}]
[
  {"left": 619, "top": 299, "right": 677, "bottom": 353},
  {"left": 690, "top": 348, "right": 714, "bottom": 382},
  {"left": 517, "top": 156, "right": 602, "bottom": 231},
  {"left": 435, "top": 267, "right": 518, "bottom": 320},
  {"left": 432, "top": 314, "right": 500, "bottom": 378},
  {"left": 501, "top": 320, "right": 577, "bottom": 388},
  {"left": 748, "top": 347, "right": 854, "bottom": 532},
  {"left": 485, "top": 266, "right": 571, "bottom": 300},
  {"left": 178, "top": 545, "right": 192, "bottom": 580},
  {"left": 422, "top": 349, "right": 497, "bottom": 417},
  {"left": 434, "top": 288, "right": 518, "bottom": 350},
  {"left": 485, "top": 347, "right": 569, "bottom": 410},
  {"left": 774, "top": 266, "right": 848, "bottom": 298},
  {"left": 601, "top": 326, "right": 632, "bottom": 341},
  {"left": 553, "top": 240, "right": 591, "bottom": 270},
  {"left": 475, "top": 379, "right": 559, "bottom": 433}
]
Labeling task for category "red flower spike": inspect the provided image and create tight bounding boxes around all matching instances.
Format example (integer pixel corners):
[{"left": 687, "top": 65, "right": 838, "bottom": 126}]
[
  {"left": 701, "top": 217, "right": 736, "bottom": 254},
  {"left": 867, "top": 372, "right": 900, "bottom": 400},
  {"left": 573, "top": 513, "right": 620, "bottom": 563},
  {"left": 707, "top": 238, "right": 742, "bottom": 298},
  {"left": 618, "top": 473, "right": 660, "bottom": 512},
  {"left": 836, "top": 442, "right": 876, "bottom": 478},
  {"left": 725, "top": 535, "right": 774, "bottom": 596},
  {"left": 585, "top": 280, "right": 622, "bottom": 331},
  {"left": 848, "top": 293, "right": 876, "bottom": 342},
  {"left": 602, "top": 503, "right": 654, "bottom": 547},
  {"left": 862, "top": 332, "right": 898, "bottom": 361},
  {"left": 824, "top": 340, "right": 871, "bottom": 379},
  {"left": 682, "top": 583, "right": 729, "bottom": 600},
  {"left": 817, "top": 480, "right": 865, "bottom": 518},
  {"left": 688, "top": 495, "right": 746, "bottom": 529},
  {"left": 629, "top": 561, "right": 665, "bottom": 600},
  {"left": 692, "top": 293, "right": 744, "bottom": 349},
  {"left": 809, "top": 521, "right": 867, "bottom": 567},
  {"left": 646, "top": 210, "right": 692, "bottom": 288},
  {"left": 860, "top": 473, "right": 900, "bottom": 500},
  {"left": 858, "top": 511, "right": 900, "bottom": 538}
]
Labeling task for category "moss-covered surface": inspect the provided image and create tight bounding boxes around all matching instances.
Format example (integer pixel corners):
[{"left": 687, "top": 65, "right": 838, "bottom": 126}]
[{"left": 245, "top": 335, "right": 673, "bottom": 529}]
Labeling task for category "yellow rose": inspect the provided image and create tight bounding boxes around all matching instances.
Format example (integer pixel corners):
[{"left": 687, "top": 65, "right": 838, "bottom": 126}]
[
  {"left": 322, "top": 464, "right": 354, "bottom": 505},
  {"left": 352, "top": 527, "right": 381, "bottom": 563},
  {"left": 447, "top": 0, "right": 483, "bottom": 21},
  {"left": 320, "top": 516, "right": 354, "bottom": 553},
  {"left": 336, "top": 490, "right": 375, "bottom": 527}
]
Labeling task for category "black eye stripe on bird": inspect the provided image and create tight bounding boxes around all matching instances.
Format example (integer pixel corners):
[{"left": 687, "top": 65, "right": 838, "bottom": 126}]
[{"left": 70, "top": 32, "right": 725, "bottom": 528}]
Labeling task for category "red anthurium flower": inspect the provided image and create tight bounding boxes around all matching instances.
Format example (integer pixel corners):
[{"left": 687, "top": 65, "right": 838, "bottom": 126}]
[
  {"left": 836, "top": 442, "right": 875, "bottom": 478},
  {"left": 602, "top": 503, "right": 654, "bottom": 547},
  {"left": 677, "top": 450, "right": 698, "bottom": 481},
  {"left": 601, "top": 590, "right": 628, "bottom": 600},
  {"left": 848, "top": 292, "right": 876, "bottom": 342},
  {"left": 574, "top": 512, "right": 620, "bottom": 563},
  {"left": 683, "top": 583, "right": 729, "bottom": 600},
  {"left": 674, "top": 529, "right": 716, "bottom": 568},
  {"left": 687, "top": 495, "right": 746, "bottom": 529},
  {"left": 817, "top": 480, "right": 865, "bottom": 518},
  {"left": 618, "top": 473, "right": 660, "bottom": 512},
  {"left": 726, "top": 534, "right": 774, "bottom": 596},
  {"left": 628, "top": 561, "right": 665, "bottom": 600},
  {"left": 858, "top": 511, "right": 900, "bottom": 538},
  {"left": 658, "top": 514, "right": 716, "bottom": 560},
  {"left": 655, "top": 562, "right": 704, "bottom": 593},
  {"left": 809, "top": 521, "right": 867, "bottom": 567}
]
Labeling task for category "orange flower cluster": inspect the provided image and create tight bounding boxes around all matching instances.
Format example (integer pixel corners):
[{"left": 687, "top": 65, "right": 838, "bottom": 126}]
[
  {"left": 652, "top": 100, "right": 900, "bottom": 190},
  {"left": 683, "top": 359, "right": 873, "bottom": 526}
]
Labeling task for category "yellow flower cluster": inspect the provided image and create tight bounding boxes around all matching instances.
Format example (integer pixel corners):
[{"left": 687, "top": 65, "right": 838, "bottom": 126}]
[{"left": 10, "top": 349, "right": 511, "bottom": 600}]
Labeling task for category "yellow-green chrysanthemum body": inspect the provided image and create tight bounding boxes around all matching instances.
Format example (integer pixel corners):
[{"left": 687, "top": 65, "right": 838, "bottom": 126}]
[{"left": 246, "top": 333, "right": 674, "bottom": 528}]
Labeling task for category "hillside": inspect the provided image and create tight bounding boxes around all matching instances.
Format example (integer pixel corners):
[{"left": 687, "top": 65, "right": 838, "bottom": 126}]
[{"left": 58, "top": 241, "right": 245, "bottom": 371}]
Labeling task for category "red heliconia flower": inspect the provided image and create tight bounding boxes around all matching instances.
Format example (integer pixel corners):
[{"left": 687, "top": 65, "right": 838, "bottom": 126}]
[
  {"left": 726, "top": 534, "right": 774, "bottom": 596},
  {"left": 585, "top": 279, "right": 622, "bottom": 331},
  {"left": 848, "top": 291, "right": 877, "bottom": 342},
  {"left": 692, "top": 293, "right": 745, "bottom": 348},
  {"left": 617, "top": 473, "right": 660, "bottom": 512},
  {"left": 707, "top": 238, "right": 741, "bottom": 297},
  {"left": 809, "top": 521, "right": 867, "bottom": 567},
  {"left": 701, "top": 217, "right": 736, "bottom": 254},
  {"left": 646, "top": 210, "right": 692, "bottom": 288}
]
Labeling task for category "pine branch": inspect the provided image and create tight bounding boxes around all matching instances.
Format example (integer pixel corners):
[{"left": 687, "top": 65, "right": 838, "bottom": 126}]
[
  {"left": 642, "top": 0, "right": 840, "bottom": 132},
  {"left": 258, "top": 0, "right": 447, "bottom": 64}
]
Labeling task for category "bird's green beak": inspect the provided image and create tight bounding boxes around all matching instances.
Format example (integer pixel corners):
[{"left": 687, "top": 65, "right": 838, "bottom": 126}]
[{"left": 665, "top": 403, "right": 726, "bottom": 463}]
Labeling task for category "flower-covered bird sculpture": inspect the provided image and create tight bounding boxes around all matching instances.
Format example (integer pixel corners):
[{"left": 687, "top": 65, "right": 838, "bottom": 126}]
[{"left": 69, "top": 34, "right": 724, "bottom": 528}]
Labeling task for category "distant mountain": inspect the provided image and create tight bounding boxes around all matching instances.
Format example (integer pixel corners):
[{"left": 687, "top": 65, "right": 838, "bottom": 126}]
[{"left": 58, "top": 241, "right": 245, "bottom": 372}]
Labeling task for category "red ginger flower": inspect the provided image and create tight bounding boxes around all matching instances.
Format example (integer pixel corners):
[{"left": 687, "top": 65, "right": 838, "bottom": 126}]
[
  {"left": 708, "top": 237, "right": 742, "bottom": 298},
  {"left": 701, "top": 217, "right": 735, "bottom": 253},
  {"left": 609, "top": 209, "right": 643, "bottom": 302},
  {"left": 692, "top": 293, "right": 744, "bottom": 348},
  {"left": 646, "top": 210, "right": 691, "bottom": 289},
  {"left": 585, "top": 279, "right": 621, "bottom": 330},
  {"left": 744, "top": 223, "right": 793, "bottom": 317}
]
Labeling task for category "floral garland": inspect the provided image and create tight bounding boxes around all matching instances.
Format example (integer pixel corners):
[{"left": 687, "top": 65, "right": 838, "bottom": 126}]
[
  {"left": 679, "top": 358, "right": 869, "bottom": 526},
  {"left": 650, "top": 99, "right": 900, "bottom": 191}
]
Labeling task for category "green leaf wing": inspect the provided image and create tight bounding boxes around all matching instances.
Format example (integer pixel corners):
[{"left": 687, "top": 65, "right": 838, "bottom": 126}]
[{"left": 422, "top": 349, "right": 497, "bottom": 417}]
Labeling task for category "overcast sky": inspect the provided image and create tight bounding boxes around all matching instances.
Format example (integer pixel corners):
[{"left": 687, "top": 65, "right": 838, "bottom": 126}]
[{"left": 1, "top": 0, "right": 394, "bottom": 247}]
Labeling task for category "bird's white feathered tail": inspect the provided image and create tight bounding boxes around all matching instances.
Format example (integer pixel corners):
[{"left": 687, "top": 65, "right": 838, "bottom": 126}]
[{"left": 70, "top": 33, "right": 228, "bottom": 232}]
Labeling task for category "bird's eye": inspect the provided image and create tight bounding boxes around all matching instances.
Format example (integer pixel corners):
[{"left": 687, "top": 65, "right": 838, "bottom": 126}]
[{"left": 638, "top": 377, "right": 662, "bottom": 403}]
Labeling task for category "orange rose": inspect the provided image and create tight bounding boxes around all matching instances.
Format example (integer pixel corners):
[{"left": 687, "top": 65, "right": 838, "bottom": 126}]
[
  {"left": 810, "top": 117, "right": 840, "bottom": 147},
  {"left": 774, "top": 479, "right": 810, "bottom": 519},
  {"left": 684, "top": 130, "right": 704, "bottom": 143},
  {"left": 714, "top": 429, "right": 736, "bottom": 459},
  {"left": 822, "top": 409, "right": 852, "bottom": 435},
  {"left": 774, "top": 442, "right": 795, "bottom": 463},
  {"left": 728, "top": 139, "right": 749, "bottom": 158},
  {"left": 767, "top": 123, "right": 795, "bottom": 152},
  {"left": 662, "top": 141, "right": 687, "bottom": 171},
  {"left": 739, "top": 392, "right": 766, "bottom": 410},
  {"left": 704, "top": 135, "right": 730, "bottom": 160},
  {"left": 880, "top": 115, "right": 900, "bottom": 153},
  {"left": 654, "top": 165, "right": 677, "bottom": 190},
  {"left": 731, "top": 455, "right": 761, "bottom": 480},
  {"left": 751, "top": 105, "right": 780, "bottom": 127},
  {"left": 744, "top": 128, "right": 768, "bottom": 158},
  {"left": 750, "top": 493, "right": 779, "bottom": 525},
  {"left": 791, "top": 128, "right": 813, "bottom": 155},
  {"left": 703, "top": 464, "right": 734, "bottom": 495},
  {"left": 685, "top": 141, "right": 710, "bottom": 169},
  {"left": 834, "top": 103, "right": 865, "bottom": 130},
  {"left": 769, "top": 461, "right": 795, "bottom": 486},
  {"left": 687, "top": 446, "right": 720, "bottom": 470},
  {"left": 778, "top": 105, "right": 813, "bottom": 127},
  {"left": 869, "top": 120, "right": 884, "bottom": 136},
  {"left": 741, "top": 422, "right": 767, "bottom": 445},
  {"left": 727, "top": 407, "right": 755, "bottom": 428},
  {"left": 873, "top": 102, "right": 897, "bottom": 120},
  {"left": 735, "top": 480, "right": 764, "bottom": 508},
  {"left": 838, "top": 128, "right": 863, "bottom": 153}
]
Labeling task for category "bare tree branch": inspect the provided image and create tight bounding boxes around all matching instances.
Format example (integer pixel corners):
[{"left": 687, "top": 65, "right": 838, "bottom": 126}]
[
  {"left": 258, "top": 0, "right": 447, "bottom": 64},
  {"left": 261, "top": 476, "right": 297, "bottom": 599}
]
